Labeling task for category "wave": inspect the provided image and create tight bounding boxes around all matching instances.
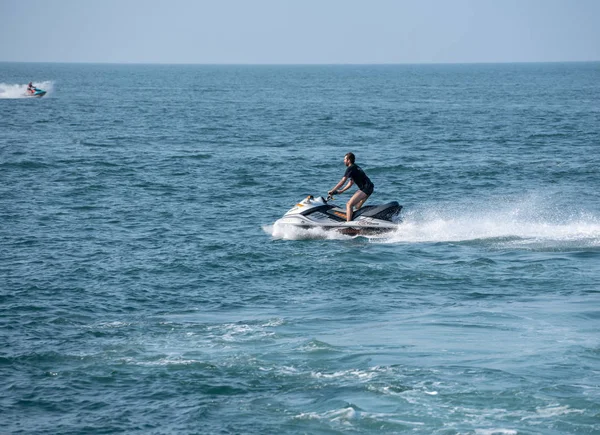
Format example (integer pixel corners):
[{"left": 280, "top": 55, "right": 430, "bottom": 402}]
[{"left": 0, "top": 81, "right": 54, "bottom": 99}]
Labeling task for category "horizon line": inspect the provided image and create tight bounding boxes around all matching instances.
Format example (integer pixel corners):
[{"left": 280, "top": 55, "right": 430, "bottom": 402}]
[{"left": 1, "top": 60, "right": 599, "bottom": 67}]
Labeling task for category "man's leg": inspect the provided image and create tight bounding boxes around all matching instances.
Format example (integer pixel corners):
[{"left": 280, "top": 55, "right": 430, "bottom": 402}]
[
  {"left": 346, "top": 190, "right": 368, "bottom": 222},
  {"left": 356, "top": 194, "right": 370, "bottom": 209}
]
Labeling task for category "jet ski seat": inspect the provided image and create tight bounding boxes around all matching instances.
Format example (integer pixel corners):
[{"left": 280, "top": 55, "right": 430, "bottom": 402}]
[{"left": 353, "top": 201, "right": 402, "bottom": 220}]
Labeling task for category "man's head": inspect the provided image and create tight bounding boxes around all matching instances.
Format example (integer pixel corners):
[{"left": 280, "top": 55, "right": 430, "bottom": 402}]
[{"left": 344, "top": 152, "right": 355, "bottom": 166}]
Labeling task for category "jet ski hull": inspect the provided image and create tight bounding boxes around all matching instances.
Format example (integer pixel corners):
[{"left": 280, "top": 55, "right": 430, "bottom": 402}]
[
  {"left": 26, "top": 88, "right": 46, "bottom": 97},
  {"left": 276, "top": 195, "right": 402, "bottom": 235}
]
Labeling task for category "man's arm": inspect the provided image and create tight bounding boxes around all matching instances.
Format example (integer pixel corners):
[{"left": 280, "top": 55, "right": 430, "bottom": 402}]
[{"left": 329, "top": 177, "right": 353, "bottom": 195}]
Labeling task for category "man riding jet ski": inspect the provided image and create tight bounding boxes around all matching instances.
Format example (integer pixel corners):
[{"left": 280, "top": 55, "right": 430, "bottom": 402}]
[
  {"left": 275, "top": 194, "right": 402, "bottom": 235},
  {"left": 328, "top": 152, "right": 374, "bottom": 222},
  {"left": 26, "top": 81, "right": 46, "bottom": 97},
  {"left": 276, "top": 152, "right": 401, "bottom": 235}
]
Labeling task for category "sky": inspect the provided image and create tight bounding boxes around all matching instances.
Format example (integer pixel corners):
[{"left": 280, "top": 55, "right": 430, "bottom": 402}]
[{"left": 1, "top": 0, "right": 599, "bottom": 64}]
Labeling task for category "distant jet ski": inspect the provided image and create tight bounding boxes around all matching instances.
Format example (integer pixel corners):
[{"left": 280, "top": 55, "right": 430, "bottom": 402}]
[
  {"left": 26, "top": 86, "right": 46, "bottom": 98},
  {"left": 275, "top": 195, "right": 402, "bottom": 235}
]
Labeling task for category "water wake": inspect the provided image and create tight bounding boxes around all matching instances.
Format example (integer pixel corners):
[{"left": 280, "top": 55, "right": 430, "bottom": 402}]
[
  {"left": 265, "top": 223, "right": 352, "bottom": 241},
  {"left": 266, "top": 195, "right": 600, "bottom": 249},
  {"left": 386, "top": 197, "right": 600, "bottom": 248},
  {"left": 0, "top": 81, "right": 54, "bottom": 98}
]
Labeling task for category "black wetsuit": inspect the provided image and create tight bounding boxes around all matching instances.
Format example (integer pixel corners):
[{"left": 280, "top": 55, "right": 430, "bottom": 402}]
[{"left": 344, "top": 164, "right": 374, "bottom": 196}]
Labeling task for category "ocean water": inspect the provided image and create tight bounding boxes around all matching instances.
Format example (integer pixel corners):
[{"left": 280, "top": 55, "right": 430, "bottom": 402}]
[{"left": 1, "top": 62, "right": 599, "bottom": 434}]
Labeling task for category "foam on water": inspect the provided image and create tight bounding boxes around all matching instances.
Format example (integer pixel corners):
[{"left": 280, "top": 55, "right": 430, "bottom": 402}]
[
  {"left": 386, "top": 195, "right": 600, "bottom": 248},
  {"left": 267, "top": 194, "right": 600, "bottom": 249},
  {"left": 266, "top": 222, "right": 353, "bottom": 241},
  {"left": 295, "top": 407, "right": 429, "bottom": 430},
  {"left": 0, "top": 81, "right": 54, "bottom": 98},
  {"left": 474, "top": 429, "right": 518, "bottom": 435}
]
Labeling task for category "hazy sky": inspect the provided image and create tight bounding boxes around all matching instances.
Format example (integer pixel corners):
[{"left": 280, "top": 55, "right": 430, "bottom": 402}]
[{"left": 1, "top": 0, "right": 599, "bottom": 64}]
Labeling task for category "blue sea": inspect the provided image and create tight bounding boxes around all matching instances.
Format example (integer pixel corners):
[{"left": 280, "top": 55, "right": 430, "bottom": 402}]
[{"left": 1, "top": 62, "right": 599, "bottom": 434}]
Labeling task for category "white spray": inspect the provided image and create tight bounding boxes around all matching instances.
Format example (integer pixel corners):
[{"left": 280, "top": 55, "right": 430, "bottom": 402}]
[
  {"left": 266, "top": 194, "right": 600, "bottom": 249},
  {"left": 0, "top": 81, "right": 54, "bottom": 99}
]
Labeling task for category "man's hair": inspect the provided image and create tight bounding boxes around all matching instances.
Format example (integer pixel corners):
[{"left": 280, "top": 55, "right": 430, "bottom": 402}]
[{"left": 345, "top": 152, "right": 355, "bottom": 164}]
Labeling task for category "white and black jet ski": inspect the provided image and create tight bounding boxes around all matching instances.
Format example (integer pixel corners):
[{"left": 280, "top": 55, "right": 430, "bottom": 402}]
[{"left": 275, "top": 195, "right": 402, "bottom": 235}]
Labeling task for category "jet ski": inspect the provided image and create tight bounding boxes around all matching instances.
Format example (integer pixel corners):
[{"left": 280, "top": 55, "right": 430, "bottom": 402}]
[
  {"left": 26, "top": 87, "right": 46, "bottom": 98},
  {"left": 275, "top": 195, "right": 402, "bottom": 235}
]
